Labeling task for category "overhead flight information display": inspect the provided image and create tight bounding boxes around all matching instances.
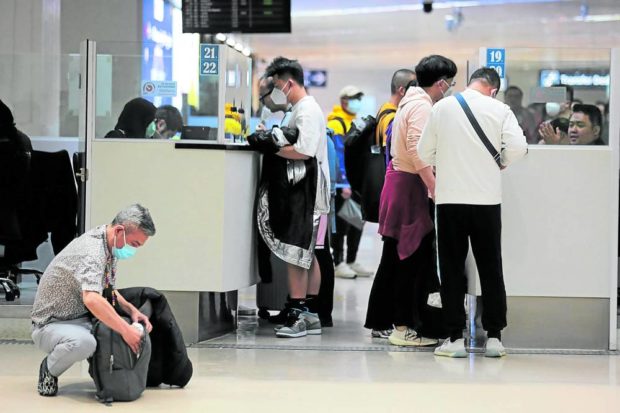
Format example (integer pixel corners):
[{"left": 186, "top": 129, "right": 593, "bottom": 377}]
[{"left": 182, "top": 0, "right": 291, "bottom": 34}]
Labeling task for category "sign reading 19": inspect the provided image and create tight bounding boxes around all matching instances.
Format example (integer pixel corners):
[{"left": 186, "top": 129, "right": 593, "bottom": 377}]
[
  {"left": 200, "top": 44, "right": 219, "bottom": 76},
  {"left": 488, "top": 49, "right": 504, "bottom": 63}
]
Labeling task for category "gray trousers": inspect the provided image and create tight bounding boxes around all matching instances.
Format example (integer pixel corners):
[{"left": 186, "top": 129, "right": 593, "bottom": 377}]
[{"left": 32, "top": 317, "right": 97, "bottom": 377}]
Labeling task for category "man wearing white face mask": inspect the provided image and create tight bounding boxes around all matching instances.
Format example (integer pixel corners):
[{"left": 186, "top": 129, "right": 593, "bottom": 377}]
[
  {"left": 326, "top": 85, "right": 373, "bottom": 279},
  {"left": 257, "top": 76, "right": 291, "bottom": 130},
  {"left": 254, "top": 57, "right": 330, "bottom": 339},
  {"left": 31, "top": 204, "right": 155, "bottom": 396}
]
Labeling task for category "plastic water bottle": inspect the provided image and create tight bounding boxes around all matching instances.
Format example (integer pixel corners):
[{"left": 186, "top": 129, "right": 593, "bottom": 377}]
[
  {"left": 131, "top": 322, "right": 144, "bottom": 336},
  {"left": 131, "top": 322, "right": 144, "bottom": 358}
]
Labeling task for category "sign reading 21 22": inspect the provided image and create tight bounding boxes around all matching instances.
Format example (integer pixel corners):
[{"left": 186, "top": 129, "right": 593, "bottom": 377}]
[{"left": 200, "top": 44, "right": 219, "bottom": 76}]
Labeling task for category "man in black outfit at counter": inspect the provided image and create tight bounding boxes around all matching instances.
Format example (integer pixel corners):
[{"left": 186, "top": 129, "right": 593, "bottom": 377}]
[{"left": 249, "top": 57, "right": 330, "bottom": 338}]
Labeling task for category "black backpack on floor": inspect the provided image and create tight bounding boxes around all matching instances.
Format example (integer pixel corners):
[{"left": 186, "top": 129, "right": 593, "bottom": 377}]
[{"left": 88, "top": 317, "right": 151, "bottom": 404}]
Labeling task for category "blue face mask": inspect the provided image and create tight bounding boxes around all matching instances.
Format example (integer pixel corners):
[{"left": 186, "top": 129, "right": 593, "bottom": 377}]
[
  {"left": 112, "top": 230, "right": 137, "bottom": 260},
  {"left": 347, "top": 98, "right": 362, "bottom": 114}
]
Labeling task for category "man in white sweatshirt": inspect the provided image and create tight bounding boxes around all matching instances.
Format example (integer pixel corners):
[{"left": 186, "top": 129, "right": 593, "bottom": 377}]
[{"left": 417, "top": 67, "right": 527, "bottom": 358}]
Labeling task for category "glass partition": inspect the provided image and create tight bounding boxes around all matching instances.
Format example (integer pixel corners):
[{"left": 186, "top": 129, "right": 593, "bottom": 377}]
[
  {"left": 494, "top": 48, "right": 611, "bottom": 146},
  {"left": 0, "top": 50, "right": 83, "bottom": 306},
  {"left": 223, "top": 46, "right": 252, "bottom": 143},
  {"left": 94, "top": 40, "right": 198, "bottom": 140},
  {"left": 95, "top": 39, "right": 251, "bottom": 144}
]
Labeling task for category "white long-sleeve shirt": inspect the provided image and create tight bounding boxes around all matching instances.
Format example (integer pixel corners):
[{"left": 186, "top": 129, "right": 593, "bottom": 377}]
[{"left": 417, "top": 88, "right": 527, "bottom": 205}]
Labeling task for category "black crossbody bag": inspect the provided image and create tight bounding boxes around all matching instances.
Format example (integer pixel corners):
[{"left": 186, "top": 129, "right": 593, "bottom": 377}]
[{"left": 455, "top": 93, "right": 502, "bottom": 168}]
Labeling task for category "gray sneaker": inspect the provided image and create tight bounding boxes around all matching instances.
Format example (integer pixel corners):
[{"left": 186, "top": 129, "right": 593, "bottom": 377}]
[
  {"left": 301, "top": 311, "right": 322, "bottom": 335},
  {"left": 275, "top": 309, "right": 307, "bottom": 338}
]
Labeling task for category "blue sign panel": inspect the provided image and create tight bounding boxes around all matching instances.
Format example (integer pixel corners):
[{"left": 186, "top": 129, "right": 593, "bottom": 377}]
[
  {"left": 142, "top": 0, "right": 174, "bottom": 106},
  {"left": 200, "top": 44, "right": 219, "bottom": 76},
  {"left": 486, "top": 48, "right": 505, "bottom": 79},
  {"left": 304, "top": 70, "right": 328, "bottom": 87}
]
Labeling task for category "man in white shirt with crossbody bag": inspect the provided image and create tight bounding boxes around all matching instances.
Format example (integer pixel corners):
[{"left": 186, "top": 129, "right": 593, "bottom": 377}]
[{"left": 418, "top": 67, "right": 527, "bottom": 358}]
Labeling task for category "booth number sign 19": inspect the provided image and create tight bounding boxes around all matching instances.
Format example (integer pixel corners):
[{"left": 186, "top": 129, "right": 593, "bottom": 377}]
[
  {"left": 200, "top": 44, "right": 219, "bottom": 76},
  {"left": 486, "top": 48, "right": 505, "bottom": 79}
]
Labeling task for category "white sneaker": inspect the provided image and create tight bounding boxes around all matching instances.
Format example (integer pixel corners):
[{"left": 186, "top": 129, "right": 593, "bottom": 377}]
[
  {"left": 388, "top": 328, "right": 438, "bottom": 347},
  {"left": 434, "top": 338, "right": 468, "bottom": 358},
  {"left": 484, "top": 338, "right": 506, "bottom": 358},
  {"left": 348, "top": 262, "right": 374, "bottom": 277},
  {"left": 335, "top": 263, "right": 357, "bottom": 279}
]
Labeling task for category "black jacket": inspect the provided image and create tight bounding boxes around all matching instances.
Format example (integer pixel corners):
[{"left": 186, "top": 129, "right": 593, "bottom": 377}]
[{"left": 117, "top": 287, "right": 193, "bottom": 387}]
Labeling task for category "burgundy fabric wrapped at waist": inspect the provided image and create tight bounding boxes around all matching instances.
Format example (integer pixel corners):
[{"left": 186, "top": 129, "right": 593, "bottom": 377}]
[{"left": 378, "top": 162, "right": 433, "bottom": 260}]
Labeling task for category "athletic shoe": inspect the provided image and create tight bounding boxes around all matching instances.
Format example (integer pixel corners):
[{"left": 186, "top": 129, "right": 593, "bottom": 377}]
[
  {"left": 268, "top": 304, "right": 293, "bottom": 324},
  {"left": 38, "top": 357, "right": 58, "bottom": 396},
  {"left": 275, "top": 309, "right": 307, "bottom": 338},
  {"left": 301, "top": 311, "right": 322, "bottom": 335},
  {"left": 388, "top": 328, "right": 438, "bottom": 347},
  {"left": 319, "top": 316, "right": 333, "bottom": 327},
  {"left": 371, "top": 329, "right": 393, "bottom": 339},
  {"left": 434, "top": 338, "right": 468, "bottom": 358},
  {"left": 334, "top": 263, "right": 357, "bottom": 279},
  {"left": 348, "top": 262, "right": 374, "bottom": 277},
  {"left": 484, "top": 338, "right": 507, "bottom": 358}
]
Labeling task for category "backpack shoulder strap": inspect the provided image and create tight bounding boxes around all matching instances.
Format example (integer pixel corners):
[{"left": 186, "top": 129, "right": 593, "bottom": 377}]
[
  {"left": 332, "top": 116, "right": 348, "bottom": 135},
  {"left": 374, "top": 108, "right": 396, "bottom": 146}
]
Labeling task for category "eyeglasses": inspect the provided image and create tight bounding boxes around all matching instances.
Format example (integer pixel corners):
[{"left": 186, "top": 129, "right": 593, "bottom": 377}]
[
  {"left": 442, "top": 79, "right": 456, "bottom": 88},
  {"left": 259, "top": 87, "right": 274, "bottom": 103}
]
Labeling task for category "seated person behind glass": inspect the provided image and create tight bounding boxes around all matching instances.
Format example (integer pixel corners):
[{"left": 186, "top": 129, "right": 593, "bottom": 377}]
[
  {"left": 147, "top": 105, "right": 183, "bottom": 139},
  {"left": 105, "top": 98, "right": 182, "bottom": 139},
  {"left": 539, "top": 104, "right": 604, "bottom": 145}
]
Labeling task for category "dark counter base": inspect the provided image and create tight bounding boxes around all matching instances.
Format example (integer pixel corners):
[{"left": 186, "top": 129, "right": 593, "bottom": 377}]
[{"left": 175, "top": 142, "right": 257, "bottom": 151}]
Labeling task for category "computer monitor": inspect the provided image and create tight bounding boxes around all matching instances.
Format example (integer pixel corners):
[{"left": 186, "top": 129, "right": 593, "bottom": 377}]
[{"left": 180, "top": 126, "right": 216, "bottom": 141}]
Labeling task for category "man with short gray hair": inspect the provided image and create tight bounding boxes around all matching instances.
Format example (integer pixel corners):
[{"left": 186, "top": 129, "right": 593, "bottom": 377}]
[
  {"left": 418, "top": 68, "right": 527, "bottom": 358},
  {"left": 31, "top": 204, "right": 156, "bottom": 396}
]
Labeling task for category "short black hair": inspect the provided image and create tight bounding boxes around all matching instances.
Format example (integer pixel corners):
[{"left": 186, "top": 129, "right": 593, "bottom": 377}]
[
  {"left": 0, "top": 99, "right": 18, "bottom": 137},
  {"left": 155, "top": 105, "right": 183, "bottom": 132},
  {"left": 505, "top": 86, "right": 523, "bottom": 96},
  {"left": 572, "top": 103, "right": 602, "bottom": 129},
  {"left": 469, "top": 67, "right": 501, "bottom": 89},
  {"left": 390, "top": 69, "right": 416, "bottom": 94},
  {"left": 265, "top": 56, "right": 304, "bottom": 86},
  {"left": 415, "top": 55, "right": 457, "bottom": 87}
]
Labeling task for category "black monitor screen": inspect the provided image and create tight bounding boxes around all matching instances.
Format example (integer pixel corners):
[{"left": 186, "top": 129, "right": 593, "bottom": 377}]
[
  {"left": 182, "top": 0, "right": 291, "bottom": 34},
  {"left": 181, "top": 126, "right": 216, "bottom": 141}
]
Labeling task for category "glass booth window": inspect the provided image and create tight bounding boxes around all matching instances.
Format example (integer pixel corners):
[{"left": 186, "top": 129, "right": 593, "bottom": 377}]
[{"left": 497, "top": 48, "right": 610, "bottom": 146}]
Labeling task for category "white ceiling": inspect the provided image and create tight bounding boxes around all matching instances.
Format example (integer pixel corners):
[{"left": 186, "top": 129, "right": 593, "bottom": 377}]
[{"left": 245, "top": 0, "right": 620, "bottom": 71}]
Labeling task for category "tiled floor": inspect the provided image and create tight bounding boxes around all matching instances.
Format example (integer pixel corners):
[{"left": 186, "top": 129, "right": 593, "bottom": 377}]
[
  {"left": 2, "top": 224, "right": 620, "bottom": 411},
  {"left": 2, "top": 341, "right": 620, "bottom": 412}
]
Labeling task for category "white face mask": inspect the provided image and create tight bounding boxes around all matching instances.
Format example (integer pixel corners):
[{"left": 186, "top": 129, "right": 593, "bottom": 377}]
[
  {"left": 546, "top": 102, "right": 561, "bottom": 117},
  {"left": 270, "top": 82, "right": 290, "bottom": 106}
]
